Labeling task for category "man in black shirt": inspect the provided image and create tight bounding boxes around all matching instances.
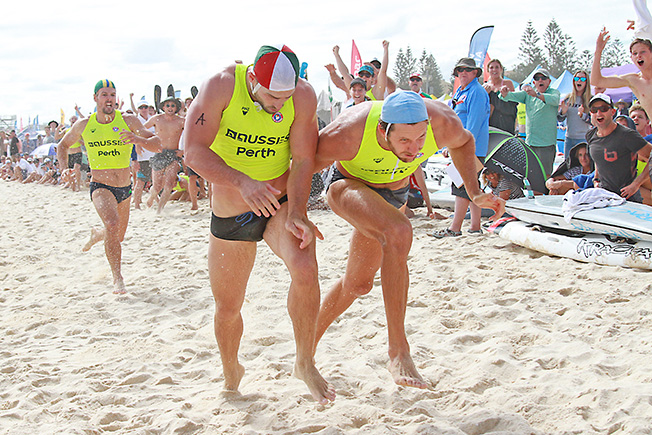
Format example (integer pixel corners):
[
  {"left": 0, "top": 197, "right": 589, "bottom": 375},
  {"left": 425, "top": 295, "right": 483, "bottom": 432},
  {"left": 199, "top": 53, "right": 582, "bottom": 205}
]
[{"left": 586, "top": 93, "right": 651, "bottom": 202}]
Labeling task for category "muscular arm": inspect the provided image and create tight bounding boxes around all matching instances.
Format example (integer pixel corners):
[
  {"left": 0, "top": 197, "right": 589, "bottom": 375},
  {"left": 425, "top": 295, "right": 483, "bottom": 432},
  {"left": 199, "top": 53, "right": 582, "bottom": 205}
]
[
  {"left": 184, "top": 66, "right": 281, "bottom": 217},
  {"left": 122, "top": 115, "right": 162, "bottom": 153},
  {"left": 285, "top": 80, "right": 324, "bottom": 247},
  {"left": 428, "top": 100, "right": 505, "bottom": 217}
]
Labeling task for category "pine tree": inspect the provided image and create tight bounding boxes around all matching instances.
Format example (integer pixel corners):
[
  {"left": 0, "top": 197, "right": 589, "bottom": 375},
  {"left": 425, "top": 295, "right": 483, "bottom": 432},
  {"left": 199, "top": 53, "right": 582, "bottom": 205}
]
[
  {"left": 576, "top": 50, "right": 593, "bottom": 72},
  {"left": 419, "top": 50, "right": 445, "bottom": 98},
  {"left": 511, "top": 20, "right": 545, "bottom": 82},
  {"left": 602, "top": 37, "right": 628, "bottom": 68},
  {"left": 543, "top": 18, "right": 577, "bottom": 77},
  {"left": 393, "top": 46, "right": 417, "bottom": 89}
]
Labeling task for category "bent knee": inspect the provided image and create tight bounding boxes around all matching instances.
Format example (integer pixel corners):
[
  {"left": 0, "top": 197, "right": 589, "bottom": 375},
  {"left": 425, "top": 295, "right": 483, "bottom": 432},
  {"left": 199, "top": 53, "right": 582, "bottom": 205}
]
[
  {"left": 346, "top": 279, "right": 374, "bottom": 298},
  {"left": 379, "top": 220, "right": 413, "bottom": 254}
]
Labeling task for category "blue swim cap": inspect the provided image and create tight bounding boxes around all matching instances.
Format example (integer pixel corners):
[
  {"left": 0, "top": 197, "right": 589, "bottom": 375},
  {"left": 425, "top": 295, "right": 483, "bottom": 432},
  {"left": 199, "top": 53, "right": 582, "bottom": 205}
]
[{"left": 381, "top": 91, "right": 428, "bottom": 124}]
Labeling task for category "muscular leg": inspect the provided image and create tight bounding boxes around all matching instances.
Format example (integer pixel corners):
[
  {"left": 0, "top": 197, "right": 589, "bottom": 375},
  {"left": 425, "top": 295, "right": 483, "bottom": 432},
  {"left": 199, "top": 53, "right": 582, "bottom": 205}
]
[
  {"left": 322, "top": 179, "right": 426, "bottom": 389},
  {"left": 315, "top": 228, "right": 382, "bottom": 346},
  {"left": 157, "top": 163, "right": 179, "bottom": 213},
  {"left": 264, "top": 205, "right": 336, "bottom": 404},
  {"left": 89, "top": 189, "right": 131, "bottom": 294},
  {"left": 208, "top": 236, "right": 256, "bottom": 391}
]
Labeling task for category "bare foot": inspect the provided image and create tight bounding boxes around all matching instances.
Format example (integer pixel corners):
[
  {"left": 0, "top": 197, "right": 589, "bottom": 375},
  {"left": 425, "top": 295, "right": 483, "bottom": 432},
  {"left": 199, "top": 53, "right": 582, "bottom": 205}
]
[
  {"left": 294, "top": 361, "right": 336, "bottom": 405},
  {"left": 82, "top": 228, "right": 104, "bottom": 252},
  {"left": 190, "top": 204, "right": 198, "bottom": 211},
  {"left": 388, "top": 354, "right": 427, "bottom": 389},
  {"left": 113, "top": 277, "right": 127, "bottom": 295},
  {"left": 224, "top": 363, "right": 245, "bottom": 391}
]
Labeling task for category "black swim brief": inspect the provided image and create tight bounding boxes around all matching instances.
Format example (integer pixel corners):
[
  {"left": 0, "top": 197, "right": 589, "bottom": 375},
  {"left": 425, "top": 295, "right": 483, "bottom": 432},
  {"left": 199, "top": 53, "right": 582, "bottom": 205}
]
[
  {"left": 210, "top": 195, "right": 288, "bottom": 242},
  {"left": 150, "top": 149, "right": 181, "bottom": 171},
  {"left": 89, "top": 181, "right": 132, "bottom": 204},
  {"left": 327, "top": 165, "right": 409, "bottom": 209},
  {"left": 68, "top": 151, "right": 82, "bottom": 169}
]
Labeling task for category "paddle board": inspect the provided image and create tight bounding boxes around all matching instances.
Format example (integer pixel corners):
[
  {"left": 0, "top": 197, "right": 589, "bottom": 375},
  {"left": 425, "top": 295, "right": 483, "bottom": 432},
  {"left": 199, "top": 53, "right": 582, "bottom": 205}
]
[
  {"left": 497, "top": 220, "right": 652, "bottom": 270},
  {"left": 191, "top": 86, "right": 198, "bottom": 98},
  {"left": 505, "top": 195, "right": 652, "bottom": 242},
  {"left": 154, "top": 85, "right": 162, "bottom": 114}
]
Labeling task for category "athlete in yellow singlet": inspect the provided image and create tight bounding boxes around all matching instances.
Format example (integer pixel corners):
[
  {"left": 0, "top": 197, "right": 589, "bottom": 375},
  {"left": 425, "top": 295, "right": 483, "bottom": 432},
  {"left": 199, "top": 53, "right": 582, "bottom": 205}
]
[
  {"left": 57, "top": 79, "right": 161, "bottom": 294},
  {"left": 314, "top": 92, "right": 506, "bottom": 390},
  {"left": 183, "top": 45, "right": 335, "bottom": 404}
]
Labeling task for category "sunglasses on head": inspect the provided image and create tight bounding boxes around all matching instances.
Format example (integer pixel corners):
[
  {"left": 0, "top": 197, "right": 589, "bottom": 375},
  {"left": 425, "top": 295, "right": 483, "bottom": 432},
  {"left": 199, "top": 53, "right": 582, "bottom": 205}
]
[
  {"left": 590, "top": 105, "right": 612, "bottom": 113},
  {"left": 573, "top": 76, "right": 587, "bottom": 82},
  {"left": 358, "top": 72, "right": 372, "bottom": 78},
  {"left": 533, "top": 75, "right": 548, "bottom": 81},
  {"left": 456, "top": 67, "right": 475, "bottom": 73}
]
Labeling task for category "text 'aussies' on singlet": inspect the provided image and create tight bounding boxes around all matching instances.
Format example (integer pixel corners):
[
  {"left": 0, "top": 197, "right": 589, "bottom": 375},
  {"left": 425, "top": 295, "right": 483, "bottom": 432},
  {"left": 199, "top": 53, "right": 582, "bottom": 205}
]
[
  {"left": 210, "top": 64, "right": 295, "bottom": 181},
  {"left": 340, "top": 101, "right": 439, "bottom": 184},
  {"left": 81, "top": 111, "right": 132, "bottom": 170}
]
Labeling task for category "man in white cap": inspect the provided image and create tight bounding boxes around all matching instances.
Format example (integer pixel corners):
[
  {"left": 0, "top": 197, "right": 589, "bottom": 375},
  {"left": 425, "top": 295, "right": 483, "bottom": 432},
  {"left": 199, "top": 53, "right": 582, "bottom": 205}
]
[
  {"left": 408, "top": 73, "right": 432, "bottom": 99},
  {"left": 313, "top": 91, "right": 505, "bottom": 389},
  {"left": 184, "top": 44, "right": 335, "bottom": 405},
  {"left": 586, "top": 93, "right": 650, "bottom": 202}
]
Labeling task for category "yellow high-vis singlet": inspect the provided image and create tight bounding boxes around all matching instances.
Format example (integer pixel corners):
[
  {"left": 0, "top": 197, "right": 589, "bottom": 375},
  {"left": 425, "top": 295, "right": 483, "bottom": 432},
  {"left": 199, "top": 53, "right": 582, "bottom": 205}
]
[
  {"left": 210, "top": 64, "right": 295, "bottom": 181},
  {"left": 81, "top": 111, "right": 132, "bottom": 170},
  {"left": 340, "top": 102, "right": 439, "bottom": 184}
]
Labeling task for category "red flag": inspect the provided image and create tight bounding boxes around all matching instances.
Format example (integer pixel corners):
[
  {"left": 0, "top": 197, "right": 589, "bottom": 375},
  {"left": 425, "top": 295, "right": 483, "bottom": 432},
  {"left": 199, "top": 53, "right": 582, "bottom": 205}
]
[
  {"left": 351, "top": 40, "right": 362, "bottom": 77},
  {"left": 483, "top": 53, "right": 491, "bottom": 82}
]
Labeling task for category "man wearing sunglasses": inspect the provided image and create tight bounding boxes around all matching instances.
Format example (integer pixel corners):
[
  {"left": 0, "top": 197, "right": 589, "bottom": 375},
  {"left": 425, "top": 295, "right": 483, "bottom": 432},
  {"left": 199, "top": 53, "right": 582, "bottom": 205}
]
[
  {"left": 586, "top": 93, "right": 650, "bottom": 202},
  {"left": 408, "top": 73, "right": 432, "bottom": 99},
  {"left": 499, "top": 68, "right": 560, "bottom": 177}
]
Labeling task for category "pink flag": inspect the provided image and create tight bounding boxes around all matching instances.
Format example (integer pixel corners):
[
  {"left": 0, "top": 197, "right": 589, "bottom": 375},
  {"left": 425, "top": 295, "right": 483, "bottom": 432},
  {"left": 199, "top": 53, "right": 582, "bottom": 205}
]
[{"left": 351, "top": 40, "right": 362, "bottom": 77}]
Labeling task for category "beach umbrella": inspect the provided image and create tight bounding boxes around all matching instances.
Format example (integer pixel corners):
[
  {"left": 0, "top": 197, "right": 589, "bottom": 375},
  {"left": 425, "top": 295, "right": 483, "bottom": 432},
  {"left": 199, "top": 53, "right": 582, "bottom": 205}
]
[
  {"left": 484, "top": 128, "right": 548, "bottom": 194},
  {"left": 31, "top": 143, "right": 56, "bottom": 158}
]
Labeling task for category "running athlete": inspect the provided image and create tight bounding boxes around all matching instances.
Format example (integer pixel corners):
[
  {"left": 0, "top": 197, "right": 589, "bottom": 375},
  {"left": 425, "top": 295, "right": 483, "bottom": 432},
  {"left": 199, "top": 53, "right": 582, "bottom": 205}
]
[
  {"left": 314, "top": 91, "right": 505, "bottom": 388},
  {"left": 57, "top": 80, "right": 162, "bottom": 294},
  {"left": 183, "top": 45, "right": 335, "bottom": 404}
]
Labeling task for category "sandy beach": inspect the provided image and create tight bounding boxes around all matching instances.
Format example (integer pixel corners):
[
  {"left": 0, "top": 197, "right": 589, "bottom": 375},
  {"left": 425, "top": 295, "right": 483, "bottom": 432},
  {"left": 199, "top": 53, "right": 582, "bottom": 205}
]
[{"left": 2, "top": 180, "right": 652, "bottom": 434}]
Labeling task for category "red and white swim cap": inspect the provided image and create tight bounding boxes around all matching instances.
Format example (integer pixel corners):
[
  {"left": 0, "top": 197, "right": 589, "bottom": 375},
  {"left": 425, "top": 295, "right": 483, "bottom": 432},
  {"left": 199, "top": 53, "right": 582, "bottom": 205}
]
[{"left": 253, "top": 44, "right": 300, "bottom": 92}]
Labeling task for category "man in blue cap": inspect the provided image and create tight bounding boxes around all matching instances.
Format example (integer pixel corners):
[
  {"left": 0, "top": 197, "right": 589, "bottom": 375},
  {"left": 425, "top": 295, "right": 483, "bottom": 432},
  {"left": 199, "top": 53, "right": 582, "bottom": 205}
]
[{"left": 314, "top": 91, "right": 505, "bottom": 389}]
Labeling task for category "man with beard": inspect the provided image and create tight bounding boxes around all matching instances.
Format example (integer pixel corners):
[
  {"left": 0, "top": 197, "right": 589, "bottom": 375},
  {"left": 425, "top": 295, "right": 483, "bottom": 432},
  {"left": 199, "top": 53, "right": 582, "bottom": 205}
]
[
  {"left": 183, "top": 45, "right": 336, "bottom": 405},
  {"left": 57, "top": 80, "right": 162, "bottom": 294},
  {"left": 313, "top": 91, "right": 505, "bottom": 389}
]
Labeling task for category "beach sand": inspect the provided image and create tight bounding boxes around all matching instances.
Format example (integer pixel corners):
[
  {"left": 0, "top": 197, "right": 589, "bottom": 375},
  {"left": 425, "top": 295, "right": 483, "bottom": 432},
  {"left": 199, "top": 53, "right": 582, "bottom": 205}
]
[{"left": 2, "top": 180, "right": 652, "bottom": 434}]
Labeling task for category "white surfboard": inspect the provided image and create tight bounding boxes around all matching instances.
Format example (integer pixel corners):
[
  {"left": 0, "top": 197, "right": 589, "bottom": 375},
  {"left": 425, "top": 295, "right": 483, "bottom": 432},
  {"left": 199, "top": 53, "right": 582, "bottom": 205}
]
[
  {"left": 498, "top": 220, "right": 652, "bottom": 270},
  {"left": 505, "top": 195, "right": 652, "bottom": 242}
]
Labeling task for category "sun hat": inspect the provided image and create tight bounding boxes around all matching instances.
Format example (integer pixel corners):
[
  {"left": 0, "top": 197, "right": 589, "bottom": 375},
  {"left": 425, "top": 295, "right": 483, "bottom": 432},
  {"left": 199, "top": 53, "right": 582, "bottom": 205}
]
[
  {"left": 381, "top": 91, "right": 428, "bottom": 124},
  {"left": 453, "top": 58, "right": 482, "bottom": 77},
  {"left": 159, "top": 96, "right": 181, "bottom": 113},
  {"left": 138, "top": 100, "right": 150, "bottom": 108},
  {"left": 253, "top": 44, "right": 300, "bottom": 92}
]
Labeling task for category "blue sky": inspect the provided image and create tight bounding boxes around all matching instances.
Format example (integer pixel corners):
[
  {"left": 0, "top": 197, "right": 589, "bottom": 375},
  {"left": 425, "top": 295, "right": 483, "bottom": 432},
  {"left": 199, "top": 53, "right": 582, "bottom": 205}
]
[{"left": 0, "top": 0, "right": 631, "bottom": 126}]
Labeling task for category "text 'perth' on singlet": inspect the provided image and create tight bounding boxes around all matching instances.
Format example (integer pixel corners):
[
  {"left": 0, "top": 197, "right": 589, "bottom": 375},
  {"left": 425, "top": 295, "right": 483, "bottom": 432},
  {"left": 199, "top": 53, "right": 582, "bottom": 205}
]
[{"left": 81, "top": 110, "right": 132, "bottom": 170}]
